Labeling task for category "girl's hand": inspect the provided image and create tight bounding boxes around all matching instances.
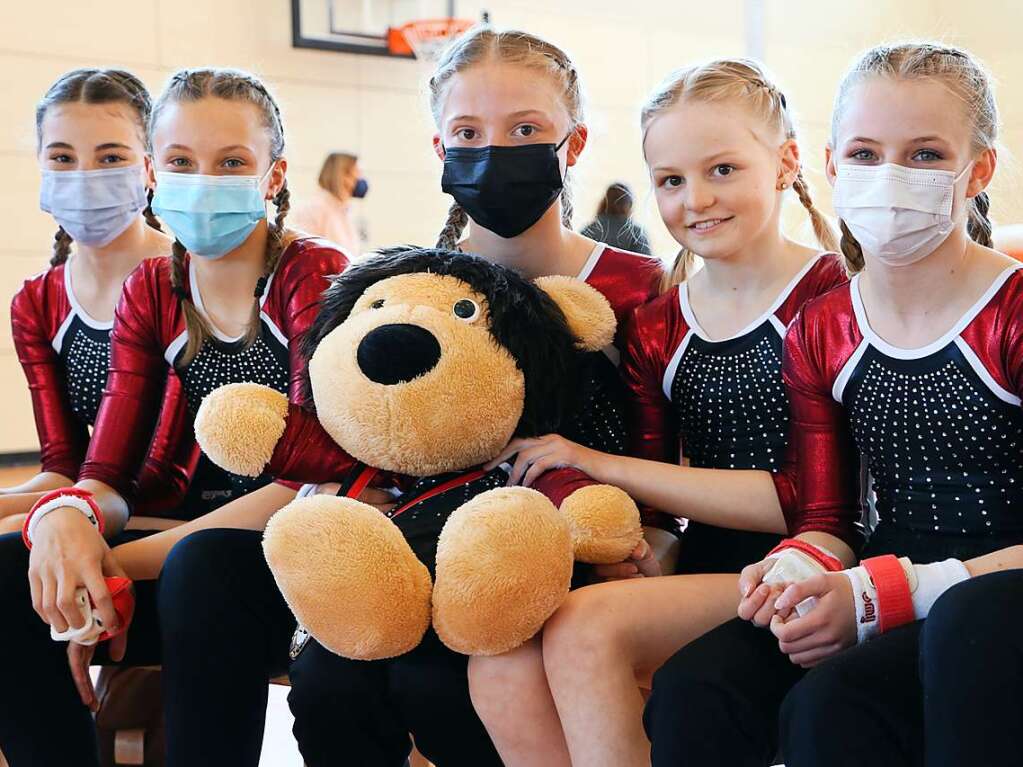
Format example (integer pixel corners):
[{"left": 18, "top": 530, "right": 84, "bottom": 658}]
[
  {"left": 484, "top": 435, "right": 600, "bottom": 487},
  {"left": 68, "top": 641, "right": 99, "bottom": 711},
  {"left": 737, "top": 558, "right": 787, "bottom": 626},
  {"left": 29, "top": 509, "right": 123, "bottom": 635},
  {"left": 770, "top": 573, "right": 857, "bottom": 667},
  {"left": 593, "top": 539, "right": 662, "bottom": 580}
]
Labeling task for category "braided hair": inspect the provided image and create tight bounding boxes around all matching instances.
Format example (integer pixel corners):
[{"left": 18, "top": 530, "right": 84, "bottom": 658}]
[
  {"left": 36, "top": 69, "right": 162, "bottom": 266},
  {"left": 428, "top": 27, "right": 584, "bottom": 248},
  {"left": 151, "top": 68, "right": 290, "bottom": 365}
]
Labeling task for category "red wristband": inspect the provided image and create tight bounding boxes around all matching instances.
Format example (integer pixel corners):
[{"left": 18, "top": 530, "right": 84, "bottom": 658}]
[
  {"left": 22, "top": 487, "right": 105, "bottom": 549},
  {"left": 862, "top": 555, "right": 915, "bottom": 634},
  {"left": 768, "top": 539, "right": 843, "bottom": 573}
]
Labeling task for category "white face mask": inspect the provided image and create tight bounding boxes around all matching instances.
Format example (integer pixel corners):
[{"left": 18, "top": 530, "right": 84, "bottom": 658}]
[{"left": 833, "top": 162, "right": 972, "bottom": 267}]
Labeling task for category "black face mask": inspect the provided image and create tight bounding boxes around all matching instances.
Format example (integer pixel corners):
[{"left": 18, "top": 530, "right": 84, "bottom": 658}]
[{"left": 440, "top": 134, "right": 570, "bottom": 239}]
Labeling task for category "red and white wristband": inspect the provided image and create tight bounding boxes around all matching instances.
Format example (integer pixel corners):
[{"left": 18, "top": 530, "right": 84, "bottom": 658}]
[
  {"left": 22, "top": 488, "right": 105, "bottom": 549},
  {"left": 763, "top": 539, "right": 844, "bottom": 617},
  {"left": 844, "top": 555, "right": 971, "bottom": 643}
]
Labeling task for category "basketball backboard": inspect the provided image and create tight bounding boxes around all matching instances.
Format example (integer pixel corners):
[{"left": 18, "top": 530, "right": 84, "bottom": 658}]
[{"left": 291, "top": 0, "right": 481, "bottom": 58}]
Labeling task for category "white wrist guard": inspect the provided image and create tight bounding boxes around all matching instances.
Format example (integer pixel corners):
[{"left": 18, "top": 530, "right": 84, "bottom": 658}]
[
  {"left": 910, "top": 558, "right": 971, "bottom": 620},
  {"left": 844, "top": 557, "right": 970, "bottom": 643},
  {"left": 27, "top": 495, "right": 101, "bottom": 545},
  {"left": 843, "top": 565, "right": 880, "bottom": 643}
]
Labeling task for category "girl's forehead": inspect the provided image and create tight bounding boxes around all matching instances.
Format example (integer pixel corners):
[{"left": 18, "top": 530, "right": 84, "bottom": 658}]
[
  {"left": 41, "top": 102, "right": 143, "bottom": 145},
  {"left": 645, "top": 100, "right": 773, "bottom": 161},
  {"left": 152, "top": 98, "right": 270, "bottom": 153},
  {"left": 836, "top": 77, "right": 970, "bottom": 146},
  {"left": 440, "top": 62, "right": 568, "bottom": 122}
]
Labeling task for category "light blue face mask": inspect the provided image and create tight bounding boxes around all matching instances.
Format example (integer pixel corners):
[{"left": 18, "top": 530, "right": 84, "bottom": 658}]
[
  {"left": 39, "top": 165, "right": 148, "bottom": 247},
  {"left": 152, "top": 167, "right": 274, "bottom": 258}
]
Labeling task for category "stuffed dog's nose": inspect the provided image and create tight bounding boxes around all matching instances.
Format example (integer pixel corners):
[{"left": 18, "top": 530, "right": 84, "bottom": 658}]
[{"left": 357, "top": 323, "right": 442, "bottom": 385}]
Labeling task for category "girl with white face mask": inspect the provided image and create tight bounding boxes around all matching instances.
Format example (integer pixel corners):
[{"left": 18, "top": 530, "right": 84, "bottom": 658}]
[
  {"left": 645, "top": 43, "right": 1023, "bottom": 767},
  {"left": 0, "top": 68, "right": 358, "bottom": 767},
  {"left": 1, "top": 69, "right": 193, "bottom": 534}
]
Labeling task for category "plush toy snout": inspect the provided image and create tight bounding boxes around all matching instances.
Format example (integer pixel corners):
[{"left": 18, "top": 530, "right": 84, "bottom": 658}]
[{"left": 357, "top": 323, "right": 442, "bottom": 385}]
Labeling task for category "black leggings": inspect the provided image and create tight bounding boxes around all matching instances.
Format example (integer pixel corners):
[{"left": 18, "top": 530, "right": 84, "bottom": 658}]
[
  {"left": 781, "top": 569, "right": 1023, "bottom": 767},
  {"left": 644, "top": 616, "right": 803, "bottom": 767},
  {"left": 288, "top": 630, "right": 501, "bottom": 767},
  {"left": 644, "top": 571, "right": 1023, "bottom": 767},
  {"left": 0, "top": 528, "right": 295, "bottom": 767}
]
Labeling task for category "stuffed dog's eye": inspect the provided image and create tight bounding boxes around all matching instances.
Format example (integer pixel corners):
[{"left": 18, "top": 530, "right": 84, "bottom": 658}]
[
  {"left": 453, "top": 299, "right": 480, "bottom": 321},
  {"left": 370, "top": 299, "right": 385, "bottom": 309}
]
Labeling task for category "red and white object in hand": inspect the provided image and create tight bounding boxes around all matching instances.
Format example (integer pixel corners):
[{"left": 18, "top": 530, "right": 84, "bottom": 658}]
[{"left": 49, "top": 576, "right": 135, "bottom": 645}]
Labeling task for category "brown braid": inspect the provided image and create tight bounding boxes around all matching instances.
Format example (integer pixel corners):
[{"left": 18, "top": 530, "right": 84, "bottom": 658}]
[
  {"left": 838, "top": 219, "right": 866, "bottom": 274},
  {"left": 50, "top": 227, "right": 73, "bottom": 267},
  {"left": 142, "top": 187, "right": 163, "bottom": 232},
  {"left": 435, "top": 201, "right": 469, "bottom": 249},
  {"left": 968, "top": 191, "right": 993, "bottom": 248},
  {"left": 243, "top": 182, "right": 291, "bottom": 347},
  {"left": 791, "top": 169, "right": 838, "bottom": 252},
  {"left": 169, "top": 239, "right": 215, "bottom": 366}
]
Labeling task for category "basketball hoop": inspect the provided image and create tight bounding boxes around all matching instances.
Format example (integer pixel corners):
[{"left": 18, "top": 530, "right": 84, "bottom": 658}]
[{"left": 387, "top": 18, "right": 475, "bottom": 61}]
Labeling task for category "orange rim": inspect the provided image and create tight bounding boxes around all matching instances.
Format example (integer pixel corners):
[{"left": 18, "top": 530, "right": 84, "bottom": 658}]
[{"left": 387, "top": 18, "right": 474, "bottom": 58}]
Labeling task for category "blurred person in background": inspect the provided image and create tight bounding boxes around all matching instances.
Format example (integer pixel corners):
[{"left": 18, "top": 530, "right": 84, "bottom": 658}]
[
  {"left": 290, "top": 151, "right": 367, "bottom": 256},
  {"left": 581, "top": 181, "right": 652, "bottom": 255}
]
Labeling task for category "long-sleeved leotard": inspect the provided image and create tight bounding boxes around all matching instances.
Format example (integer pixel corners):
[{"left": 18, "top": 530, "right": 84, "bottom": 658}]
[
  {"left": 621, "top": 254, "right": 851, "bottom": 571},
  {"left": 11, "top": 259, "right": 192, "bottom": 515},
  {"left": 76, "top": 236, "right": 349, "bottom": 519},
  {"left": 785, "top": 264, "right": 1023, "bottom": 561}
]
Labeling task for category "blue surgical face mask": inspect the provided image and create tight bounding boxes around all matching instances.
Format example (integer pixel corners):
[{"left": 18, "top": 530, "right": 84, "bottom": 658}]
[
  {"left": 352, "top": 178, "right": 369, "bottom": 199},
  {"left": 152, "top": 166, "right": 274, "bottom": 258},
  {"left": 39, "top": 165, "right": 148, "bottom": 247}
]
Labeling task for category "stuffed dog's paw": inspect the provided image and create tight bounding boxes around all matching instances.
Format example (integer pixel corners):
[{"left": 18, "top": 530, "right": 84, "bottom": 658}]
[
  {"left": 195, "top": 383, "right": 288, "bottom": 477},
  {"left": 559, "top": 484, "right": 642, "bottom": 565},
  {"left": 432, "top": 487, "right": 574, "bottom": 656},
  {"left": 263, "top": 495, "right": 432, "bottom": 660}
]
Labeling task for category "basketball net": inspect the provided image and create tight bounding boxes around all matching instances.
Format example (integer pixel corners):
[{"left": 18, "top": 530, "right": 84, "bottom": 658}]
[{"left": 387, "top": 18, "right": 475, "bottom": 62}]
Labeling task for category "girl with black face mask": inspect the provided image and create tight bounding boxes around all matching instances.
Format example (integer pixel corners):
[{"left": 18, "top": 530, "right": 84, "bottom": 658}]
[{"left": 280, "top": 25, "right": 670, "bottom": 767}]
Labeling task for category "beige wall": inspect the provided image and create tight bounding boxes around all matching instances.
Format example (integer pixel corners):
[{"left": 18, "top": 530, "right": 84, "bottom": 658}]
[{"left": 3, "top": 0, "right": 1023, "bottom": 453}]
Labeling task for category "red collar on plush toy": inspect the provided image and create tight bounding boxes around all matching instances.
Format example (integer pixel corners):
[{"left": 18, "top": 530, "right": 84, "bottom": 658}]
[{"left": 341, "top": 463, "right": 489, "bottom": 519}]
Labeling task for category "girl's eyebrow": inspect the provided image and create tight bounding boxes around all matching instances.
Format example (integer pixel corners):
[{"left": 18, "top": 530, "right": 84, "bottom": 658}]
[
  {"left": 847, "top": 136, "right": 880, "bottom": 144},
  {"left": 218, "top": 144, "right": 254, "bottom": 154},
  {"left": 45, "top": 141, "right": 74, "bottom": 150},
  {"left": 95, "top": 142, "right": 132, "bottom": 151},
  {"left": 910, "top": 135, "right": 948, "bottom": 144},
  {"left": 701, "top": 150, "right": 740, "bottom": 165},
  {"left": 507, "top": 109, "right": 548, "bottom": 120}
]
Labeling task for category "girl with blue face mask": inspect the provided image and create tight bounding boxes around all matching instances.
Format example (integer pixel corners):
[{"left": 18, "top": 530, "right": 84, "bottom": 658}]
[
  {"left": 0, "top": 68, "right": 359, "bottom": 767},
  {"left": 1, "top": 69, "right": 194, "bottom": 535}
]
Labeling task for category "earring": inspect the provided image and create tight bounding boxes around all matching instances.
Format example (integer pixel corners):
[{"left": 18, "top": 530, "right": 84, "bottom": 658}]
[{"left": 778, "top": 180, "right": 789, "bottom": 190}]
